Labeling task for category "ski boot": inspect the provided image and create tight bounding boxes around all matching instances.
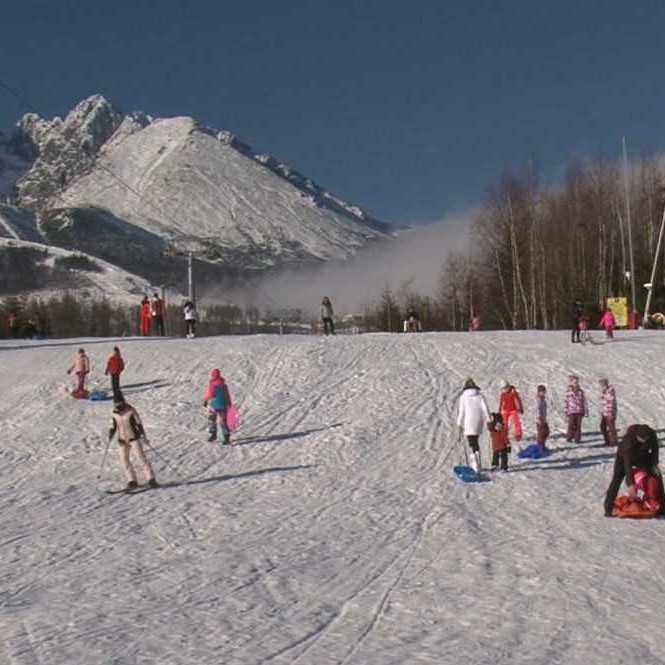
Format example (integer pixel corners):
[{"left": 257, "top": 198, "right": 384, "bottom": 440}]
[
  {"left": 223, "top": 433, "right": 231, "bottom": 445},
  {"left": 126, "top": 480, "right": 138, "bottom": 490},
  {"left": 208, "top": 433, "right": 217, "bottom": 442},
  {"left": 148, "top": 478, "right": 159, "bottom": 489}
]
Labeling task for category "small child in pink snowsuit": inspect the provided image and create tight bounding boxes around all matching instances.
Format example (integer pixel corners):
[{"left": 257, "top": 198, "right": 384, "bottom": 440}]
[
  {"left": 204, "top": 369, "right": 233, "bottom": 444},
  {"left": 67, "top": 348, "right": 90, "bottom": 396},
  {"left": 565, "top": 375, "right": 588, "bottom": 443},
  {"left": 599, "top": 309, "right": 616, "bottom": 339}
]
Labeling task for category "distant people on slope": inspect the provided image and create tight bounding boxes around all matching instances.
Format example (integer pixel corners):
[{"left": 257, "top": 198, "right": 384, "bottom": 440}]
[
  {"left": 599, "top": 307, "right": 616, "bottom": 339},
  {"left": 7, "top": 311, "right": 18, "bottom": 338},
  {"left": 183, "top": 300, "right": 197, "bottom": 338},
  {"left": 105, "top": 346, "right": 125, "bottom": 400},
  {"left": 604, "top": 424, "right": 664, "bottom": 517},
  {"left": 108, "top": 393, "right": 158, "bottom": 490},
  {"left": 564, "top": 374, "right": 587, "bottom": 443},
  {"left": 469, "top": 315, "right": 481, "bottom": 332},
  {"left": 403, "top": 309, "right": 422, "bottom": 333},
  {"left": 457, "top": 377, "right": 491, "bottom": 473},
  {"left": 67, "top": 348, "right": 91, "bottom": 398},
  {"left": 321, "top": 297, "right": 335, "bottom": 336},
  {"left": 151, "top": 293, "right": 165, "bottom": 336},
  {"left": 140, "top": 296, "right": 151, "bottom": 336}
]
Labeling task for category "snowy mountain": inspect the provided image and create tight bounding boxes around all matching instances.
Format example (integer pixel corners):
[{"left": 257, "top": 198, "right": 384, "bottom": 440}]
[
  {"left": 1, "top": 330, "right": 663, "bottom": 664},
  {"left": 0, "top": 95, "right": 392, "bottom": 298}
]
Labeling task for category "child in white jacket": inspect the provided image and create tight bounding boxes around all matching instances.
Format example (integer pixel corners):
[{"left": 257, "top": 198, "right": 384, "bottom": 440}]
[{"left": 457, "top": 377, "right": 491, "bottom": 472}]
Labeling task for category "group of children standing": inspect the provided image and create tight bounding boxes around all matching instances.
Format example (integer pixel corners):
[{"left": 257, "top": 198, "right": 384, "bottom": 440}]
[{"left": 457, "top": 374, "right": 619, "bottom": 473}]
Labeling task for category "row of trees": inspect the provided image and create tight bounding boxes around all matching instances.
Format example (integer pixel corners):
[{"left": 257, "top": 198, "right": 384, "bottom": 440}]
[{"left": 441, "top": 154, "right": 665, "bottom": 330}]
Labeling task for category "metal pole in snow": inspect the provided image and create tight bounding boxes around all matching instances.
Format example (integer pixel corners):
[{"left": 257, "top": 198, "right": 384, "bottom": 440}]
[
  {"left": 623, "top": 137, "right": 638, "bottom": 315},
  {"left": 643, "top": 204, "right": 665, "bottom": 326},
  {"left": 187, "top": 252, "right": 194, "bottom": 303}
]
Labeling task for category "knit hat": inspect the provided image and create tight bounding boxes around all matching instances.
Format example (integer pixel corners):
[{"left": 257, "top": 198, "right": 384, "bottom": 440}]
[
  {"left": 599, "top": 378, "right": 609, "bottom": 387},
  {"left": 463, "top": 377, "right": 479, "bottom": 390},
  {"left": 500, "top": 379, "right": 509, "bottom": 389}
]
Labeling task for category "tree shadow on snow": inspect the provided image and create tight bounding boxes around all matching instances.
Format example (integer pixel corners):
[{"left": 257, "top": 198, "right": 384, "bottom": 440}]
[
  {"left": 156, "top": 464, "right": 315, "bottom": 490},
  {"left": 0, "top": 337, "right": 178, "bottom": 352},
  {"left": 233, "top": 423, "right": 344, "bottom": 447}
]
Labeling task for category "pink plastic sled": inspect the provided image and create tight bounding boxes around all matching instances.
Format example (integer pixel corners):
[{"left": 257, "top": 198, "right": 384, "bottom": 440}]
[{"left": 226, "top": 405, "right": 241, "bottom": 433}]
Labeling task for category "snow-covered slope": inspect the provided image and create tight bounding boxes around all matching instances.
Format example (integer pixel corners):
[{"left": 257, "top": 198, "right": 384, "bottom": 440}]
[
  {"left": 0, "top": 238, "right": 152, "bottom": 302},
  {"left": 1, "top": 330, "right": 664, "bottom": 663}
]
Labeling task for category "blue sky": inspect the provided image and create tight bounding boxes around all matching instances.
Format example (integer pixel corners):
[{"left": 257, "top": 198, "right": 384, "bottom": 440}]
[{"left": 2, "top": 0, "right": 665, "bottom": 222}]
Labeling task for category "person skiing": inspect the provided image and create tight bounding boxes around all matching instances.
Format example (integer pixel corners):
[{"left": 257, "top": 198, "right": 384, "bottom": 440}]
[
  {"left": 457, "top": 377, "right": 491, "bottom": 473},
  {"left": 599, "top": 308, "right": 616, "bottom": 339},
  {"left": 565, "top": 374, "right": 587, "bottom": 443},
  {"left": 183, "top": 300, "right": 197, "bottom": 338},
  {"left": 105, "top": 346, "right": 125, "bottom": 399},
  {"left": 203, "top": 369, "right": 233, "bottom": 444},
  {"left": 488, "top": 412, "right": 509, "bottom": 472},
  {"left": 535, "top": 384, "right": 550, "bottom": 453},
  {"left": 571, "top": 301, "right": 584, "bottom": 343},
  {"left": 67, "top": 348, "right": 90, "bottom": 397},
  {"left": 321, "top": 297, "right": 335, "bottom": 335},
  {"left": 469, "top": 315, "right": 481, "bottom": 332},
  {"left": 604, "top": 424, "right": 664, "bottom": 517},
  {"left": 108, "top": 393, "right": 158, "bottom": 490},
  {"left": 403, "top": 309, "right": 422, "bottom": 333},
  {"left": 151, "top": 293, "right": 165, "bottom": 336},
  {"left": 599, "top": 378, "right": 618, "bottom": 446},
  {"left": 140, "top": 296, "right": 151, "bottom": 336},
  {"left": 498, "top": 380, "right": 524, "bottom": 449}
]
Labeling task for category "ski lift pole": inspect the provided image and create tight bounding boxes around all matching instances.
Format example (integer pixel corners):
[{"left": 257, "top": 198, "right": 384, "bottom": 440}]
[{"left": 643, "top": 203, "right": 665, "bottom": 327}]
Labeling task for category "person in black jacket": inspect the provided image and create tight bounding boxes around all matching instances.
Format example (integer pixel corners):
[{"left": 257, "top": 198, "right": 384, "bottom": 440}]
[
  {"left": 604, "top": 424, "right": 664, "bottom": 516},
  {"left": 571, "top": 301, "right": 583, "bottom": 343}
]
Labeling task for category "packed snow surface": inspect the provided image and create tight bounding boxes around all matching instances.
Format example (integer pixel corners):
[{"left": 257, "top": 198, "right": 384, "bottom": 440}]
[{"left": 1, "top": 330, "right": 664, "bottom": 664}]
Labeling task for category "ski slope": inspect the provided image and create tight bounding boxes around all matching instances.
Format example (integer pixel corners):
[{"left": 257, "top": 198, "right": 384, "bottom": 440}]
[{"left": 1, "top": 330, "right": 664, "bottom": 664}]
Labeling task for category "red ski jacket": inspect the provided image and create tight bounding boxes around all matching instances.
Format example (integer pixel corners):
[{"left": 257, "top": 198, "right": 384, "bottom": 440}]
[
  {"left": 499, "top": 387, "right": 523, "bottom": 414},
  {"left": 106, "top": 354, "right": 125, "bottom": 376}
]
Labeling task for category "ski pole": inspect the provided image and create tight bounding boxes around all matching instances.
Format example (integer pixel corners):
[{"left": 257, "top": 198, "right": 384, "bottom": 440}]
[{"left": 97, "top": 436, "right": 112, "bottom": 479}]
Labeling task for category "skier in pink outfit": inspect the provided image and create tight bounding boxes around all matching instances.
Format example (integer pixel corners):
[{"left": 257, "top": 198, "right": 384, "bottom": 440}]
[
  {"left": 67, "top": 348, "right": 90, "bottom": 397},
  {"left": 565, "top": 375, "right": 588, "bottom": 443},
  {"left": 204, "top": 369, "right": 233, "bottom": 444},
  {"left": 599, "top": 309, "right": 616, "bottom": 339}
]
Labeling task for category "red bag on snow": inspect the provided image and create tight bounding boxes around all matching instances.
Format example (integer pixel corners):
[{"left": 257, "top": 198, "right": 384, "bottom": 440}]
[{"left": 613, "top": 469, "right": 663, "bottom": 518}]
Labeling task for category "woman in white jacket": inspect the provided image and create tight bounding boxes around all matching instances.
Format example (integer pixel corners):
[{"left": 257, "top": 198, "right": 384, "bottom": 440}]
[{"left": 457, "top": 377, "right": 491, "bottom": 472}]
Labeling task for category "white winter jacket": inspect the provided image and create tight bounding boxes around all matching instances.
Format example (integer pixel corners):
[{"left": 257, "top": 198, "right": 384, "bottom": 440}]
[{"left": 457, "top": 388, "right": 490, "bottom": 436}]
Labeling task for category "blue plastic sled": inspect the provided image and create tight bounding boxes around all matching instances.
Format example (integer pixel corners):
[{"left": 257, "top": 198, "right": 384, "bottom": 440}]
[
  {"left": 453, "top": 465, "right": 491, "bottom": 483},
  {"left": 517, "top": 443, "right": 551, "bottom": 460},
  {"left": 89, "top": 390, "right": 111, "bottom": 401}
]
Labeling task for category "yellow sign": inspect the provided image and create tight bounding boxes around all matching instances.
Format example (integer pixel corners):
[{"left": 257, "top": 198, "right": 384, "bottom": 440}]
[{"left": 606, "top": 297, "right": 628, "bottom": 327}]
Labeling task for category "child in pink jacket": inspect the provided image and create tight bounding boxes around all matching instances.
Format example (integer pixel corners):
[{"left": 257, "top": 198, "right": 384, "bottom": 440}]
[
  {"left": 67, "top": 348, "right": 90, "bottom": 396},
  {"left": 565, "top": 375, "right": 588, "bottom": 443},
  {"left": 204, "top": 369, "right": 233, "bottom": 444},
  {"left": 599, "top": 309, "right": 616, "bottom": 339}
]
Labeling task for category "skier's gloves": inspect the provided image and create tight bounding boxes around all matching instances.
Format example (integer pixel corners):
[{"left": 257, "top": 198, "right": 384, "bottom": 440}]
[{"left": 203, "top": 401, "right": 208, "bottom": 408}]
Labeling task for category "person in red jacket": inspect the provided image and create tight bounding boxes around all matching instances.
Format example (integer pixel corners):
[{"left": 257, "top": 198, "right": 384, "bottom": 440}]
[
  {"left": 105, "top": 346, "right": 125, "bottom": 399},
  {"left": 488, "top": 412, "right": 509, "bottom": 471},
  {"left": 499, "top": 380, "right": 523, "bottom": 448},
  {"left": 140, "top": 296, "right": 151, "bottom": 336}
]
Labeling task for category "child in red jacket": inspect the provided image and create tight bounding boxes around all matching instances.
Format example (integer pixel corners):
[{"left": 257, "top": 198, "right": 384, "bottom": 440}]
[
  {"left": 105, "top": 346, "right": 125, "bottom": 399},
  {"left": 499, "top": 380, "right": 523, "bottom": 449},
  {"left": 489, "top": 412, "right": 509, "bottom": 471}
]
